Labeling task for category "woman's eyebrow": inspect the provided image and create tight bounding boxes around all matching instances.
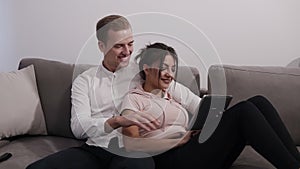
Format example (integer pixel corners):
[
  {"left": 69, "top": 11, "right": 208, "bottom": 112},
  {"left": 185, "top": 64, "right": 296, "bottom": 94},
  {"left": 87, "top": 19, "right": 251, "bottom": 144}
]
[{"left": 162, "top": 63, "right": 175, "bottom": 67}]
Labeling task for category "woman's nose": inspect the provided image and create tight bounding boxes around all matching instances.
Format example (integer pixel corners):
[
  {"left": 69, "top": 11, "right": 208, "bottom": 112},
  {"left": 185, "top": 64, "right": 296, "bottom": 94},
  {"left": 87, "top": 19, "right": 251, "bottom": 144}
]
[{"left": 165, "top": 69, "right": 174, "bottom": 78}]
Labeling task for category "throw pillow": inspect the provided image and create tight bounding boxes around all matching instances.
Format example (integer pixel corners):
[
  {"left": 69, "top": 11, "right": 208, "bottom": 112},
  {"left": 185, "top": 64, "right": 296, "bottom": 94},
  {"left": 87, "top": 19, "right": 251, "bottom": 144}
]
[{"left": 0, "top": 65, "right": 47, "bottom": 139}]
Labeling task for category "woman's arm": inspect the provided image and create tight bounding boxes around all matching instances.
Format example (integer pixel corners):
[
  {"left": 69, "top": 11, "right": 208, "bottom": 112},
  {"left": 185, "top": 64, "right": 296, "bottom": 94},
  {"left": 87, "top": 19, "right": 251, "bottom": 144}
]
[
  {"left": 168, "top": 81, "right": 201, "bottom": 115},
  {"left": 105, "top": 111, "right": 160, "bottom": 133},
  {"left": 122, "top": 109, "right": 192, "bottom": 153}
]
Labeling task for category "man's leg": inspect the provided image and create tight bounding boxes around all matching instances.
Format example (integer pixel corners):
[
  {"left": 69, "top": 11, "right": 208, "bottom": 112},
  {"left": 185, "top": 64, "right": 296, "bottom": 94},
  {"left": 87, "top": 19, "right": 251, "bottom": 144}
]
[
  {"left": 26, "top": 146, "right": 100, "bottom": 169},
  {"left": 109, "top": 155, "right": 155, "bottom": 169}
]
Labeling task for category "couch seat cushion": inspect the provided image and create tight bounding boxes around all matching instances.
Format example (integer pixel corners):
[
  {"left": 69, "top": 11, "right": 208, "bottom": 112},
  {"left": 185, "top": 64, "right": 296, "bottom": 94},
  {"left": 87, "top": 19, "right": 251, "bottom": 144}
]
[
  {"left": 232, "top": 145, "right": 300, "bottom": 169},
  {"left": 232, "top": 146, "right": 273, "bottom": 169},
  {"left": 0, "top": 136, "right": 84, "bottom": 169}
]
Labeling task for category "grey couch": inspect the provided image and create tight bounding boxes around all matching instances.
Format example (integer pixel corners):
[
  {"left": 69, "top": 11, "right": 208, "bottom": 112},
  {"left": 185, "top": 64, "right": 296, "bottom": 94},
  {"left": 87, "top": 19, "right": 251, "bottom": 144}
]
[{"left": 0, "top": 58, "right": 299, "bottom": 169}]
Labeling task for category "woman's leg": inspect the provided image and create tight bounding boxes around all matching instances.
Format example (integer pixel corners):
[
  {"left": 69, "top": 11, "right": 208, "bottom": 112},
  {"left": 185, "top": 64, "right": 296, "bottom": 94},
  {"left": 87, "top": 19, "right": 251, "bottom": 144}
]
[
  {"left": 247, "top": 95, "right": 300, "bottom": 161},
  {"left": 233, "top": 101, "right": 300, "bottom": 169},
  {"left": 173, "top": 101, "right": 247, "bottom": 169},
  {"left": 174, "top": 101, "right": 300, "bottom": 169},
  {"left": 153, "top": 101, "right": 246, "bottom": 169}
]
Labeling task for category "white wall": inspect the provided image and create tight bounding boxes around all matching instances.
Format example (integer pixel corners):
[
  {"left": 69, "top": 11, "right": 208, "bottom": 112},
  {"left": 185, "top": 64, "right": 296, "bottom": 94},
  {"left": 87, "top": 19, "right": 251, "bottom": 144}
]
[
  {"left": 1, "top": 0, "right": 300, "bottom": 72},
  {"left": 1, "top": 1, "right": 16, "bottom": 71}
]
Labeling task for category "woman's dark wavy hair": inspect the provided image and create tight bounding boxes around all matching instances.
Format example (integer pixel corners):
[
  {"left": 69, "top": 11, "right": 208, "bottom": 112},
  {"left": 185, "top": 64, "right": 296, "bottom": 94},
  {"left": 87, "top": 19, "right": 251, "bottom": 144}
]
[{"left": 135, "top": 42, "right": 178, "bottom": 82}]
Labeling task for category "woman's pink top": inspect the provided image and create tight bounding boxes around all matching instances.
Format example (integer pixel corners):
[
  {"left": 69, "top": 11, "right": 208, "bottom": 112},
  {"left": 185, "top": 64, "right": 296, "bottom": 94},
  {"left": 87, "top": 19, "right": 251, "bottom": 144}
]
[{"left": 121, "top": 85, "right": 189, "bottom": 139}]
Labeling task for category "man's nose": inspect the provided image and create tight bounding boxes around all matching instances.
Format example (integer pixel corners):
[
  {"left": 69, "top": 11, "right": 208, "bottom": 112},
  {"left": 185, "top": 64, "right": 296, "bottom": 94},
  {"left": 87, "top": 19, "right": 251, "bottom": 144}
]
[{"left": 122, "top": 46, "right": 131, "bottom": 55}]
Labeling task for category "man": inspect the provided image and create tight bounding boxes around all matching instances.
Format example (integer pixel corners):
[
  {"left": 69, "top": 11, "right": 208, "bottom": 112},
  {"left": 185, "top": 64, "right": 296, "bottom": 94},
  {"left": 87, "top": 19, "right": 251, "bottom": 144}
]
[
  {"left": 27, "top": 14, "right": 200, "bottom": 169},
  {"left": 70, "top": 15, "right": 161, "bottom": 143}
]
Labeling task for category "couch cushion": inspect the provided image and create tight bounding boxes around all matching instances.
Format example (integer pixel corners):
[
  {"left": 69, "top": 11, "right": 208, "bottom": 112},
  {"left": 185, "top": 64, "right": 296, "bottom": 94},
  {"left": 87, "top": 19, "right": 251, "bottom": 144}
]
[
  {"left": 19, "top": 58, "right": 77, "bottom": 138},
  {"left": 0, "top": 140, "right": 9, "bottom": 148},
  {"left": 232, "top": 146, "right": 274, "bottom": 169},
  {"left": 286, "top": 57, "right": 300, "bottom": 68},
  {"left": 0, "top": 65, "right": 47, "bottom": 139},
  {"left": 18, "top": 59, "right": 97, "bottom": 138},
  {"left": 0, "top": 136, "right": 84, "bottom": 169},
  {"left": 176, "top": 66, "right": 200, "bottom": 96},
  {"left": 208, "top": 65, "right": 300, "bottom": 145}
]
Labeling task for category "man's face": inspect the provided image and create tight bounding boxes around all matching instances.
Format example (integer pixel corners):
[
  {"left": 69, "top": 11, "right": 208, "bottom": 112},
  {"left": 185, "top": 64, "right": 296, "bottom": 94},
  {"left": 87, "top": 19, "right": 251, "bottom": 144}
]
[{"left": 99, "top": 28, "right": 134, "bottom": 72}]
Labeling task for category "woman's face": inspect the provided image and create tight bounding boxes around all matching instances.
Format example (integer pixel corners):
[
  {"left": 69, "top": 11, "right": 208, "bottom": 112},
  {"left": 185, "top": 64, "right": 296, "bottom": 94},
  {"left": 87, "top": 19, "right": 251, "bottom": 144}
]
[{"left": 146, "top": 54, "right": 176, "bottom": 90}]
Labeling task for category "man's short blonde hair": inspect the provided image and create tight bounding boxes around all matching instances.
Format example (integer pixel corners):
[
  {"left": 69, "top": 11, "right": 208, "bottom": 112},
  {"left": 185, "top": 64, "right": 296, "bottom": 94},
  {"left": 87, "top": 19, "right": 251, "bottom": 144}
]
[{"left": 96, "top": 15, "right": 131, "bottom": 44}]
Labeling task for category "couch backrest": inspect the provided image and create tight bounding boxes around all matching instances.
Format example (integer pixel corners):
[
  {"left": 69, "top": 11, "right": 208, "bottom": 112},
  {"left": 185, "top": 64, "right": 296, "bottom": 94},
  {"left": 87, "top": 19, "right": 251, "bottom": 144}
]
[
  {"left": 19, "top": 58, "right": 200, "bottom": 138},
  {"left": 208, "top": 65, "right": 300, "bottom": 145}
]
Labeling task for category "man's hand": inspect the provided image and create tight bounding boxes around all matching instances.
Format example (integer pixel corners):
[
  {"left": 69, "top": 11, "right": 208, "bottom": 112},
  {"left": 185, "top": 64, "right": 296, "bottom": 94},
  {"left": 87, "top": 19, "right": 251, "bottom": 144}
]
[
  {"left": 105, "top": 110, "right": 160, "bottom": 133},
  {"left": 118, "top": 111, "right": 160, "bottom": 131}
]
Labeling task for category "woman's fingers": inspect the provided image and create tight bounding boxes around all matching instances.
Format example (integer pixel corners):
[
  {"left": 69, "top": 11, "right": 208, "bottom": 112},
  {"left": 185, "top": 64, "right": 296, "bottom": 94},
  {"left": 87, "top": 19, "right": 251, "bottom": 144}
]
[
  {"left": 136, "top": 112, "right": 160, "bottom": 127},
  {"left": 176, "top": 132, "right": 192, "bottom": 147},
  {"left": 191, "top": 130, "right": 201, "bottom": 136},
  {"left": 133, "top": 113, "right": 160, "bottom": 131}
]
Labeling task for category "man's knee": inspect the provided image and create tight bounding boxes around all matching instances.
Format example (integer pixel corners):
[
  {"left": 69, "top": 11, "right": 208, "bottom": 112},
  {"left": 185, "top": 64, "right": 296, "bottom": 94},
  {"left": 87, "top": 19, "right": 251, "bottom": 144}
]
[
  {"left": 26, "top": 159, "right": 48, "bottom": 169},
  {"left": 127, "top": 158, "right": 155, "bottom": 169},
  {"left": 110, "top": 157, "right": 155, "bottom": 169}
]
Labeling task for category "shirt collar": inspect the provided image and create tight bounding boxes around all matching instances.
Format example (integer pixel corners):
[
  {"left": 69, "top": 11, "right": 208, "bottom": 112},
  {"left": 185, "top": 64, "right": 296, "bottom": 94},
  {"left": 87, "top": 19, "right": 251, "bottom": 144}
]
[
  {"left": 98, "top": 62, "right": 114, "bottom": 77},
  {"left": 98, "top": 61, "right": 139, "bottom": 77}
]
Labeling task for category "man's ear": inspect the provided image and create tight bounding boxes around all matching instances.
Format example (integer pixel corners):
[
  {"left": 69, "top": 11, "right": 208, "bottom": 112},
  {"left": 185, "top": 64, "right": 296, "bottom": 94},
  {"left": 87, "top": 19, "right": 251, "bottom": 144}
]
[{"left": 98, "top": 41, "right": 105, "bottom": 52}]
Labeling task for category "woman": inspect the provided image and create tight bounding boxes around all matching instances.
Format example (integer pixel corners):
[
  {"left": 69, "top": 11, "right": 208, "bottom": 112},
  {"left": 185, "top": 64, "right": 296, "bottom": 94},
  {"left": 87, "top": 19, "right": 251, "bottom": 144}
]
[{"left": 121, "top": 42, "right": 300, "bottom": 169}]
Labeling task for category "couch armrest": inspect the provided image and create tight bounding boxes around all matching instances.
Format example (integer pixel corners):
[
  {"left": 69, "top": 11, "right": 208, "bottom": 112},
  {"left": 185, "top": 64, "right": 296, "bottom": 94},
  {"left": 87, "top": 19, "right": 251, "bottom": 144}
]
[
  {"left": 200, "top": 88, "right": 209, "bottom": 98},
  {"left": 208, "top": 64, "right": 300, "bottom": 145}
]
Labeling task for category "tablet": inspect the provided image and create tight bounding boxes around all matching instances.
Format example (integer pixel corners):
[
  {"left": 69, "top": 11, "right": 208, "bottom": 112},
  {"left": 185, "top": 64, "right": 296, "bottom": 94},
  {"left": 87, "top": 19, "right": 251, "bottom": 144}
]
[{"left": 188, "top": 95, "right": 232, "bottom": 131}]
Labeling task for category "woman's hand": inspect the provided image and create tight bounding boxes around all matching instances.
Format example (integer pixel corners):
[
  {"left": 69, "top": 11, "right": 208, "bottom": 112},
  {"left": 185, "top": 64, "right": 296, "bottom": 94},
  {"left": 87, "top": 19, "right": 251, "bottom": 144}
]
[{"left": 176, "top": 130, "right": 201, "bottom": 147}]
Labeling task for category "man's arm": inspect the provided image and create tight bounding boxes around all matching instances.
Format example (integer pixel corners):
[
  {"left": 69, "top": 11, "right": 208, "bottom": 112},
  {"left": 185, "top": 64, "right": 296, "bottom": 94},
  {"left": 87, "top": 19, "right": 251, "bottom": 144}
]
[
  {"left": 71, "top": 73, "right": 160, "bottom": 139},
  {"left": 104, "top": 112, "right": 160, "bottom": 133},
  {"left": 70, "top": 74, "right": 109, "bottom": 139}
]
